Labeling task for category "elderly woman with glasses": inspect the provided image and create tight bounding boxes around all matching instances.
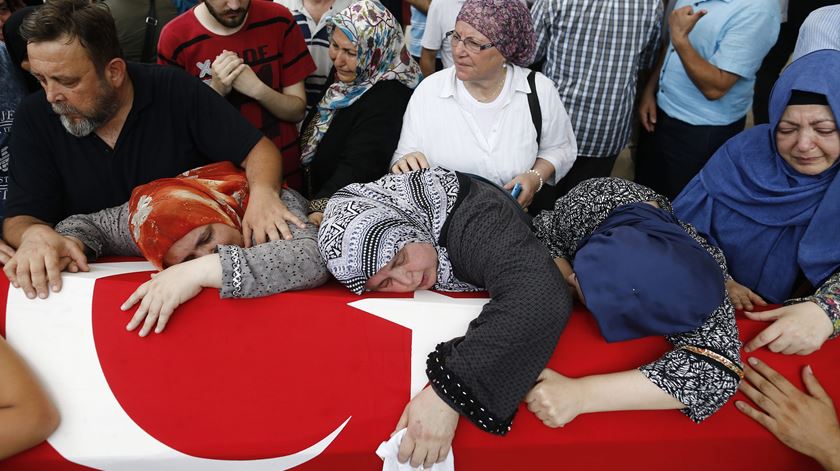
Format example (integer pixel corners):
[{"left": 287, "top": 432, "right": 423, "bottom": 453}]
[{"left": 389, "top": 0, "right": 576, "bottom": 212}]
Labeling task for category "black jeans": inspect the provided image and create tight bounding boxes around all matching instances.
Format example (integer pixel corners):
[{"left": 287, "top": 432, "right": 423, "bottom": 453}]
[{"left": 635, "top": 108, "right": 745, "bottom": 201}]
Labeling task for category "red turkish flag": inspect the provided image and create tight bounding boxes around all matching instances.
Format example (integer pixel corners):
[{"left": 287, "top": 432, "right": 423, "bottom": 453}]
[{"left": 0, "top": 263, "right": 833, "bottom": 470}]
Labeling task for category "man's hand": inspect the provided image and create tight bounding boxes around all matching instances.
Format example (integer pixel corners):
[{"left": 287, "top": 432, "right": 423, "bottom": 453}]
[
  {"left": 391, "top": 152, "right": 429, "bottom": 174},
  {"left": 121, "top": 255, "right": 220, "bottom": 337},
  {"left": 669, "top": 6, "right": 707, "bottom": 45},
  {"left": 726, "top": 278, "right": 767, "bottom": 311},
  {"left": 0, "top": 240, "right": 15, "bottom": 265},
  {"left": 394, "top": 386, "right": 459, "bottom": 468},
  {"left": 210, "top": 50, "right": 246, "bottom": 96},
  {"left": 525, "top": 368, "right": 585, "bottom": 428},
  {"left": 744, "top": 302, "right": 833, "bottom": 355},
  {"left": 4, "top": 226, "right": 89, "bottom": 299},
  {"left": 231, "top": 63, "right": 266, "bottom": 99},
  {"left": 737, "top": 358, "right": 840, "bottom": 470},
  {"left": 242, "top": 187, "right": 306, "bottom": 246},
  {"left": 638, "top": 87, "right": 658, "bottom": 132}
]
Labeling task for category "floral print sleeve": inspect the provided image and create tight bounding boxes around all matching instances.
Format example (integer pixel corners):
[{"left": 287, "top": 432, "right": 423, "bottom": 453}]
[
  {"left": 639, "top": 298, "right": 742, "bottom": 422},
  {"left": 785, "top": 270, "right": 840, "bottom": 339}
]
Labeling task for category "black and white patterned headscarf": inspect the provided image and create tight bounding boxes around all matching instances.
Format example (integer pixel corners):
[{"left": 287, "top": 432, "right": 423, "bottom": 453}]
[{"left": 318, "top": 167, "right": 480, "bottom": 294}]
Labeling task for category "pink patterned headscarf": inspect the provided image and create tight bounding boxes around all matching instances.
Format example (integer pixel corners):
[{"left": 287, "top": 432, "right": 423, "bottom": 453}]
[{"left": 456, "top": 0, "right": 535, "bottom": 67}]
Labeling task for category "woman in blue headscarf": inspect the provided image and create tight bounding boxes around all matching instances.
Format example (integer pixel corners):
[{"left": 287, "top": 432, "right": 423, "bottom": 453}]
[{"left": 674, "top": 49, "right": 840, "bottom": 356}]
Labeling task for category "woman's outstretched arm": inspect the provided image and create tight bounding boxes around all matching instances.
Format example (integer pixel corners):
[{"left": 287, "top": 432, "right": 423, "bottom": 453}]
[
  {"left": 527, "top": 298, "right": 743, "bottom": 425},
  {"left": 526, "top": 368, "right": 685, "bottom": 428}
]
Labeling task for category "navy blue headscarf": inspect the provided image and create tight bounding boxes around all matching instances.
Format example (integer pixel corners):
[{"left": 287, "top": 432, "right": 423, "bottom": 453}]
[
  {"left": 574, "top": 203, "right": 725, "bottom": 342},
  {"left": 674, "top": 50, "right": 840, "bottom": 303}
]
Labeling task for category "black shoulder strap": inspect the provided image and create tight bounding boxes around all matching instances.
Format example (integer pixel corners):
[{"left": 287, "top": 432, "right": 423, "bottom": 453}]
[
  {"left": 526, "top": 69, "right": 542, "bottom": 146},
  {"left": 141, "top": 0, "right": 159, "bottom": 63}
]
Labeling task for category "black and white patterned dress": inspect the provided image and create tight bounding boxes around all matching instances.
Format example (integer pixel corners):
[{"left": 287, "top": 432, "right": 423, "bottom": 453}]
[{"left": 533, "top": 177, "right": 743, "bottom": 422}]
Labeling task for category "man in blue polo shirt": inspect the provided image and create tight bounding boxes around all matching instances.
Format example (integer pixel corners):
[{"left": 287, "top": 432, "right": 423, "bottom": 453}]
[
  {"left": 636, "top": 0, "right": 781, "bottom": 200},
  {"left": 3, "top": 0, "right": 305, "bottom": 300}
]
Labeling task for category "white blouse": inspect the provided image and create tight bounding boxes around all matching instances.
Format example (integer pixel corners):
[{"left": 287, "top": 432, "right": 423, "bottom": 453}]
[{"left": 392, "top": 64, "right": 577, "bottom": 186}]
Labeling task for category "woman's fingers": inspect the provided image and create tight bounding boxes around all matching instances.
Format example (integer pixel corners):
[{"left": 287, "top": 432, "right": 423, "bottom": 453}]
[
  {"left": 392, "top": 153, "right": 429, "bottom": 174},
  {"left": 126, "top": 297, "right": 150, "bottom": 331},
  {"left": 122, "top": 283, "right": 149, "bottom": 311},
  {"left": 139, "top": 302, "right": 161, "bottom": 337},
  {"left": 735, "top": 400, "right": 775, "bottom": 429},
  {"left": 744, "top": 319, "right": 784, "bottom": 352},
  {"left": 748, "top": 290, "right": 768, "bottom": 306},
  {"left": 802, "top": 365, "right": 833, "bottom": 405},
  {"left": 154, "top": 303, "right": 176, "bottom": 334}
]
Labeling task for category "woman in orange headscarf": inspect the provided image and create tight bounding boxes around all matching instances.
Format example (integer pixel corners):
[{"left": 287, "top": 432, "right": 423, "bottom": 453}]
[{"left": 54, "top": 162, "right": 329, "bottom": 336}]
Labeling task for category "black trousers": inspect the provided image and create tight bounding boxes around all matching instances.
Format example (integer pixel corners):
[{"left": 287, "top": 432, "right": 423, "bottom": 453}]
[{"left": 635, "top": 108, "right": 745, "bottom": 201}]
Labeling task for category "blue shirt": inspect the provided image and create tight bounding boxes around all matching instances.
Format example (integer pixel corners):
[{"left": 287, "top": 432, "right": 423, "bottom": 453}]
[
  {"left": 408, "top": 6, "right": 427, "bottom": 57},
  {"left": 657, "top": 0, "right": 780, "bottom": 125}
]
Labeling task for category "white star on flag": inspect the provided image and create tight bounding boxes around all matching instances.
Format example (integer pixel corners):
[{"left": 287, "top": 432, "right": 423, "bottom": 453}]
[{"left": 349, "top": 290, "right": 489, "bottom": 398}]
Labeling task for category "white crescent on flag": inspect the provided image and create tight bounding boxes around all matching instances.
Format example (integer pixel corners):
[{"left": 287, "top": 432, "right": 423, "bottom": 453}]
[{"left": 5, "top": 262, "right": 350, "bottom": 470}]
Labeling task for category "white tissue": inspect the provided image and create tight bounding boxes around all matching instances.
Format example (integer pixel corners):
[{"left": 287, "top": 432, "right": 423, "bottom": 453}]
[{"left": 376, "top": 429, "right": 455, "bottom": 471}]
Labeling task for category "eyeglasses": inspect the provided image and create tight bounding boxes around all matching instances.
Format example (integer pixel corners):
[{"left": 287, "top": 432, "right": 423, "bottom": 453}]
[{"left": 445, "top": 30, "right": 495, "bottom": 54}]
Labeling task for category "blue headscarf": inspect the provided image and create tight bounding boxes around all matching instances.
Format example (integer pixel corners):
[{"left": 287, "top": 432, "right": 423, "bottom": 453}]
[
  {"left": 673, "top": 50, "right": 840, "bottom": 303},
  {"left": 574, "top": 203, "right": 725, "bottom": 342}
]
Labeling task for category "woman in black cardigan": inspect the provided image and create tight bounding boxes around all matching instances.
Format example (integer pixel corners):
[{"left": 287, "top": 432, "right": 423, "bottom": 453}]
[
  {"left": 318, "top": 167, "right": 571, "bottom": 467},
  {"left": 299, "top": 0, "right": 421, "bottom": 224}
]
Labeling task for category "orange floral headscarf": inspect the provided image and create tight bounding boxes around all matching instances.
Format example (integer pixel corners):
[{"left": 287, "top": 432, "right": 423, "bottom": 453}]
[{"left": 128, "top": 162, "right": 249, "bottom": 269}]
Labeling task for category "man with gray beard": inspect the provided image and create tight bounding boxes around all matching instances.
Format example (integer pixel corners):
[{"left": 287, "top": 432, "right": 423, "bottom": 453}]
[{"left": 3, "top": 0, "right": 306, "bottom": 301}]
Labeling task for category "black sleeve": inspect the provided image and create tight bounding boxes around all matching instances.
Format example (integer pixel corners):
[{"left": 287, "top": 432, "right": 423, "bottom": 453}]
[
  {"left": 313, "top": 82, "right": 411, "bottom": 200},
  {"left": 430, "top": 182, "right": 572, "bottom": 434},
  {"left": 6, "top": 95, "right": 64, "bottom": 223},
  {"left": 176, "top": 68, "right": 263, "bottom": 167}
]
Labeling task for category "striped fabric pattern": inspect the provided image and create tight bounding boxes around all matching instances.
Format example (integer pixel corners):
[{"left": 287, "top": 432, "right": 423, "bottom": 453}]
[
  {"left": 531, "top": 0, "right": 662, "bottom": 158},
  {"left": 791, "top": 5, "right": 840, "bottom": 61}
]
